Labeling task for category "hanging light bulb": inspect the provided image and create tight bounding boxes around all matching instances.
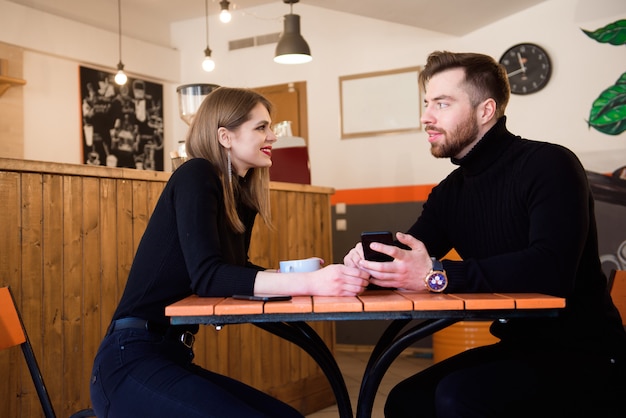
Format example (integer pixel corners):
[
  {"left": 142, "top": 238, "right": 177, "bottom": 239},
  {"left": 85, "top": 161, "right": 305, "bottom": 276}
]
[
  {"left": 202, "top": 48, "right": 216, "bottom": 72},
  {"left": 202, "top": 0, "right": 215, "bottom": 72},
  {"left": 219, "top": 0, "right": 232, "bottom": 23},
  {"left": 114, "top": 0, "right": 127, "bottom": 85},
  {"left": 274, "top": 0, "right": 312, "bottom": 64},
  {"left": 115, "top": 62, "right": 128, "bottom": 85}
]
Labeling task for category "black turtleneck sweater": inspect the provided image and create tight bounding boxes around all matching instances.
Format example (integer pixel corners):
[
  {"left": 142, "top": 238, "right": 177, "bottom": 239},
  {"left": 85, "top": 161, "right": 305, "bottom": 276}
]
[
  {"left": 112, "top": 158, "right": 263, "bottom": 328},
  {"left": 407, "top": 117, "right": 626, "bottom": 356}
]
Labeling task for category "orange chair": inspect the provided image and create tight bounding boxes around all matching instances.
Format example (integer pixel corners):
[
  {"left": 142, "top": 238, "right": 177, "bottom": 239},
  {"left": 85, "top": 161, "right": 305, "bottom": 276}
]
[
  {"left": 608, "top": 270, "right": 626, "bottom": 326},
  {"left": 0, "top": 286, "right": 96, "bottom": 418}
]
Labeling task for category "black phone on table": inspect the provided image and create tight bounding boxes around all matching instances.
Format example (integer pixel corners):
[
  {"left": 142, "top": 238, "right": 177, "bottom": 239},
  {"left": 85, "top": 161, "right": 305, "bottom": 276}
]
[
  {"left": 233, "top": 294, "right": 292, "bottom": 302},
  {"left": 361, "top": 231, "right": 394, "bottom": 262}
]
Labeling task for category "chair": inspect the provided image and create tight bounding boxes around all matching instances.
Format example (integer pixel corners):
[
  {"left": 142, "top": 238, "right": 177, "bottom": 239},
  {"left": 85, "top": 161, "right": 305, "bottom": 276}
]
[
  {"left": 0, "top": 286, "right": 96, "bottom": 418},
  {"left": 608, "top": 270, "right": 626, "bottom": 326}
]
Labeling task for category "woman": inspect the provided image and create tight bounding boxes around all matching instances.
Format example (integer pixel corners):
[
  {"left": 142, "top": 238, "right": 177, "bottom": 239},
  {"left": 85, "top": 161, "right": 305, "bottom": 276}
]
[{"left": 90, "top": 87, "right": 369, "bottom": 418}]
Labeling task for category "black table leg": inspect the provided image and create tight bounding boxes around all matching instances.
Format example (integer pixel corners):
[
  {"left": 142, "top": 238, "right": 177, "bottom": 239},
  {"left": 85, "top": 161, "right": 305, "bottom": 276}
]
[
  {"left": 255, "top": 322, "right": 353, "bottom": 418},
  {"left": 364, "top": 318, "right": 411, "bottom": 373},
  {"left": 356, "top": 318, "right": 458, "bottom": 418}
]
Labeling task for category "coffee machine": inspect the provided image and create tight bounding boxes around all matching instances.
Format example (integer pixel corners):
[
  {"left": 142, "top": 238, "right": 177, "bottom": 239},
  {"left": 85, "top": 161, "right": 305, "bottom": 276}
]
[{"left": 171, "top": 83, "right": 219, "bottom": 169}]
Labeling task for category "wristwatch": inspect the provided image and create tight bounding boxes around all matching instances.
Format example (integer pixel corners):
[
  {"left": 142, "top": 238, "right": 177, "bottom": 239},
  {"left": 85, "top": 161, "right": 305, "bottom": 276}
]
[{"left": 424, "top": 257, "right": 448, "bottom": 293}]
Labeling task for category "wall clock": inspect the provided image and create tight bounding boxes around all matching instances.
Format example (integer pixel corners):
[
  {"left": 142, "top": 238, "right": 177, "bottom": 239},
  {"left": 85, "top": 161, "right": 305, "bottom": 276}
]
[{"left": 499, "top": 43, "right": 552, "bottom": 95}]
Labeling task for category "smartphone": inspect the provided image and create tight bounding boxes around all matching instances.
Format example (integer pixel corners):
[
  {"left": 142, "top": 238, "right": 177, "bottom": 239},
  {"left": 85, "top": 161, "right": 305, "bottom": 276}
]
[
  {"left": 233, "top": 294, "right": 292, "bottom": 302},
  {"left": 361, "top": 231, "right": 394, "bottom": 262}
]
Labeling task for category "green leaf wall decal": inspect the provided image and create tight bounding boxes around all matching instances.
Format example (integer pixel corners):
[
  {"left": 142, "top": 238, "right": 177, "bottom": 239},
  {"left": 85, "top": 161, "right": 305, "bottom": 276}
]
[
  {"left": 582, "top": 19, "right": 626, "bottom": 46},
  {"left": 588, "top": 73, "right": 626, "bottom": 135},
  {"left": 582, "top": 19, "right": 626, "bottom": 137}
]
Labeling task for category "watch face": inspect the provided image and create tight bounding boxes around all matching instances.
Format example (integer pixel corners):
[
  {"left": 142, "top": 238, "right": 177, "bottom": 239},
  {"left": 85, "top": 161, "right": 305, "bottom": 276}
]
[
  {"left": 499, "top": 43, "right": 552, "bottom": 95},
  {"left": 426, "top": 272, "right": 447, "bottom": 292}
]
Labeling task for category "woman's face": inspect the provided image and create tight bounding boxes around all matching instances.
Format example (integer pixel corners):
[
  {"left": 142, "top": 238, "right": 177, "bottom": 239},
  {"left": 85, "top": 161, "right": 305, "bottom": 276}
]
[{"left": 226, "top": 103, "right": 277, "bottom": 177}]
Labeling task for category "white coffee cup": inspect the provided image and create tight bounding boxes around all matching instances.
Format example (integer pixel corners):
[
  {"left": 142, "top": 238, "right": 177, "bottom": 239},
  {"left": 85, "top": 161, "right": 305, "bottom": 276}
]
[{"left": 279, "top": 257, "right": 322, "bottom": 273}]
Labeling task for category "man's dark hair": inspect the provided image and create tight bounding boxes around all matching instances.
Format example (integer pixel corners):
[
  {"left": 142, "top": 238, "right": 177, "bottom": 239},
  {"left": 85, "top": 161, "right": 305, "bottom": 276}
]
[{"left": 419, "top": 51, "right": 510, "bottom": 118}]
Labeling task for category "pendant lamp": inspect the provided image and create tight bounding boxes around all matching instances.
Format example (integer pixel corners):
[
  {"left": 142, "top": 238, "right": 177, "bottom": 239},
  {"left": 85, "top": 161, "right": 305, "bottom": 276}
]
[
  {"left": 114, "top": 0, "right": 127, "bottom": 85},
  {"left": 202, "top": 0, "right": 216, "bottom": 72},
  {"left": 219, "top": 0, "right": 232, "bottom": 23},
  {"left": 274, "top": 0, "right": 312, "bottom": 64}
]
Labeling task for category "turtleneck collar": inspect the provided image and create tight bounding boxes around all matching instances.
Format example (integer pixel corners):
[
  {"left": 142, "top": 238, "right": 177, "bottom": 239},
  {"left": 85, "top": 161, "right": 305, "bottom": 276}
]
[{"left": 450, "top": 116, "right": 515, "bottom": 176}]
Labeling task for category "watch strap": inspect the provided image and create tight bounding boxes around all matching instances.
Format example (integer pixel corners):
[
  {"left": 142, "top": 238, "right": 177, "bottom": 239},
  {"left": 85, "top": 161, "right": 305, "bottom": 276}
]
[{"left": 431, "top": 257, "right": 444, "bottom": 272}]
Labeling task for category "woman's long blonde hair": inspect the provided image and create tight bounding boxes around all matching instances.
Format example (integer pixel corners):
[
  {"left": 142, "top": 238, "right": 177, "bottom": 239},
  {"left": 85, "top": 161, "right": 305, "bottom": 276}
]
[{"left": 185, "top": 87, "right": 273, "bottom": 233}]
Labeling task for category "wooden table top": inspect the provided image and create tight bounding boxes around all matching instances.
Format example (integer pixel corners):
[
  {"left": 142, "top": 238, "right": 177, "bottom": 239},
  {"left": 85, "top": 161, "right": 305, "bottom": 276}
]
[{"left": 166, "top": 290, "right": 565, "bottom": 320}]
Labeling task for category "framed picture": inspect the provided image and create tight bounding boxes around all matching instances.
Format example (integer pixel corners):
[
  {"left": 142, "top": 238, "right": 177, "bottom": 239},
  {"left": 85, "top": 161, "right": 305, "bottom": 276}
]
[
  {"left": 339, "top": 66, "right": 421, "bottom": 139},
  {"left": 79, "top": 66, "right": 164, "bottom": 170}
]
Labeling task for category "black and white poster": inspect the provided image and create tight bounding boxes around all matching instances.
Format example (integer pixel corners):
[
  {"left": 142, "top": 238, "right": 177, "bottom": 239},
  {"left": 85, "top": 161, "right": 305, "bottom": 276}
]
[{"left": 79, "top": 66, "right": 164, "bottom": 171}]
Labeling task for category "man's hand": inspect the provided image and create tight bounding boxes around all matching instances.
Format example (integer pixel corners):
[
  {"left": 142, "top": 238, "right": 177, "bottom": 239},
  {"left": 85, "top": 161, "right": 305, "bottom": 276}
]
[{"left": 357, "top": 232, "right": 433, "bottom": 291}]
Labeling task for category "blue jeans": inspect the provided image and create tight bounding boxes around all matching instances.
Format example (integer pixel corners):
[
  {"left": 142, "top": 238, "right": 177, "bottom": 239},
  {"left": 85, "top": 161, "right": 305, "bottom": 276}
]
[{"left": 90, "top": 327, "right": 304, "bottom": 418}]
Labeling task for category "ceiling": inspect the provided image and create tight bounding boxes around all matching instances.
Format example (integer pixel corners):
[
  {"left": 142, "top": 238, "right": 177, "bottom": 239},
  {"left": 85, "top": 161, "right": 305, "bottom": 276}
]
[{"left": 9, "top": 0, "right": 548, "bottom": 45}]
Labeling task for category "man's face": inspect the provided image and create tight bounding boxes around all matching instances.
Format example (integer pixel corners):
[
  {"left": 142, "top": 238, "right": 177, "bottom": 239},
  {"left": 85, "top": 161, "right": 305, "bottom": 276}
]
[{"left": 421, "top": 68, "right": 480, "bottom": 159}]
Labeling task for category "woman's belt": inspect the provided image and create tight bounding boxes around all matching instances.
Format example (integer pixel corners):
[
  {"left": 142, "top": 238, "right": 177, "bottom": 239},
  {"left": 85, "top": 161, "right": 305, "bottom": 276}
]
[{"left": 108, "top": 317, "right": 195, "bottom": 348}]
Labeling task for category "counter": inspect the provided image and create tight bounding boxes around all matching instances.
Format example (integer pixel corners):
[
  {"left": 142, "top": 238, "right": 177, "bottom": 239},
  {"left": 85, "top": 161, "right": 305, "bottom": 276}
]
[{"left": 0, "top": 158, "right": 335, "bottom": 416}]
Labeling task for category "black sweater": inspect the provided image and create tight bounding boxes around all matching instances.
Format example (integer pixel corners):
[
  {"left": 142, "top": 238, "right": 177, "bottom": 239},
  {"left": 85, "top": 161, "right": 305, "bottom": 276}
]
[
  {"left": 407, "top": 117, "right": 626, "bottom": 356},
  {"left": 112, "top": 158, "right": 263, "bottom": 328}
]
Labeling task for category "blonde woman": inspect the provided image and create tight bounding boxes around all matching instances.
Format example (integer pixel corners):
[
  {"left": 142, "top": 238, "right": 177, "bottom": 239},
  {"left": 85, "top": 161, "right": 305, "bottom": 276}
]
[{"left": 91, "top": 87, "right": 369, "bottom": 418}]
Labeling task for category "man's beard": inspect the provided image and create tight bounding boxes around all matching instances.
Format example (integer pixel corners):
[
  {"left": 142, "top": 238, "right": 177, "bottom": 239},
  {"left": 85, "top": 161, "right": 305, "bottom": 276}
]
[{"left": 428, "top": 114, "right": 479, "bottom": 159}]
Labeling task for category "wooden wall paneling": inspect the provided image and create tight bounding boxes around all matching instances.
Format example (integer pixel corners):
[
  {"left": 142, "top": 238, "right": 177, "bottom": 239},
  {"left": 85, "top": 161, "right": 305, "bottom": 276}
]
[
  {"left": 131, "top": 180, "right": 149, "bottom": 252},
  {"left": 286, "top": 192, "right": 299, "bottom": 258},
  {"left": 99, "top": 178, "right": 119, "bottom": 334},
  {"left": 321, "top": 194, "right": 333, "bottom": 261},
  {"left": 0, "top": 172, "right": 21, "bottom": 417},
  {"left": 116, "top": 179, "right": 134, "bottom": 296},
  {"left": 147, "top": 180, "right": 164, "bottom": 212},
  {"left": 272, "top": 187, "right": 289, "bottom": 266},
  {"left": 20, "top": 173, "right": 43, "bottom": 416},
  {"left": 62, "top": 175, "right": 84, "bottom": 413},
  {"left": 240, "top": 324, "right": 253, "bottom": 385},
  {"left": 82, "top": 176, "right": 101, "bottom": 407},
  {"left": 213, "top": 323, "right": 231, "bottom": 376},
  {"left": 227, "top": 324, "right": 243, "bottom": 380},
  {"left": 246, "top": 324, "right": 264, "bottom": 388},
  {"left": 300, "top": 191, "right": 314, "bottom": 259},
  {"left": 42, "top": 174, "right": 64, "bottom": 415},
  {"left": 1, "top": 159, "right": 336, "bottom": 417}
]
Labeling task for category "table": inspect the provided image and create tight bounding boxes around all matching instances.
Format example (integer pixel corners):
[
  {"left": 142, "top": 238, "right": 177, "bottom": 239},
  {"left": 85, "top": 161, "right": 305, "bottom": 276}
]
[{"left": 166, "top": 290, "right": 565, "bottom": 418}]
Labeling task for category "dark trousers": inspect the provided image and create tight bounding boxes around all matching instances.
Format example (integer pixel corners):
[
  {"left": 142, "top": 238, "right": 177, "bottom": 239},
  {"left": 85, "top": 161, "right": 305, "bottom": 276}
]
[
  {"left": 385, "top": 341, "right": 626, "bottom": 418},
  {"left": 90, "top": 328, "right": 304, "bottom": 418}
]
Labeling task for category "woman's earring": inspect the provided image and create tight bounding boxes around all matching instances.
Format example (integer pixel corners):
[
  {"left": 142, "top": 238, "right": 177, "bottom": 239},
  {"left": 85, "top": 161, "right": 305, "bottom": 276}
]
[{"left": 227, "top": 149, "right": 232, "bottom": 185}]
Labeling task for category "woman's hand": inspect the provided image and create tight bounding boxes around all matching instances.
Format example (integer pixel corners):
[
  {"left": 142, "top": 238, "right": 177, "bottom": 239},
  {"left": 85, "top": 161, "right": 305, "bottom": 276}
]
[
  {"left": 254, "top": 262, "right": 369, "bottom": 296},
  {"left": 307, "top": 264, "right": 370, "bottom": 296}
]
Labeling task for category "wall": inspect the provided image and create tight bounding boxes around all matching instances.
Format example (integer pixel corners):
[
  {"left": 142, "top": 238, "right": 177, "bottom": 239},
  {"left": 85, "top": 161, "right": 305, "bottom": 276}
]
[
  {"left": 0, "top": 0, "right": 180, "bottom": 168},
  {"left": 0, "top": 158, "right": 337, "bottom": 416},
  {"left": 0, "top": 0, "right": 624, "bottom": 184},
  {"left": 1, "top": 0, "right": 625, "bottom": 351},
  {"left": 0, "top": 42, "right": 24, "bottom": 159},
  {"left": 170, "top": 0, "right": 626, "bottom": 189}
]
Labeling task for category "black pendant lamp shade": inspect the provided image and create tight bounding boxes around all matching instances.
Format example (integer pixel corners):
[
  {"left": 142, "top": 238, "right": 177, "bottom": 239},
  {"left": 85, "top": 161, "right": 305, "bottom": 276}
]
[{"left": 274, "top": 0, "right": 312, "bottom": 64}]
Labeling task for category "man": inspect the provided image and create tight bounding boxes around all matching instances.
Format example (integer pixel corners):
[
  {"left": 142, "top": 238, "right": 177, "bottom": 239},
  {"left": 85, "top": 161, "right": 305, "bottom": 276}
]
[{"left": 344, "top": 51, "right": 626, "bottom": 417}]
